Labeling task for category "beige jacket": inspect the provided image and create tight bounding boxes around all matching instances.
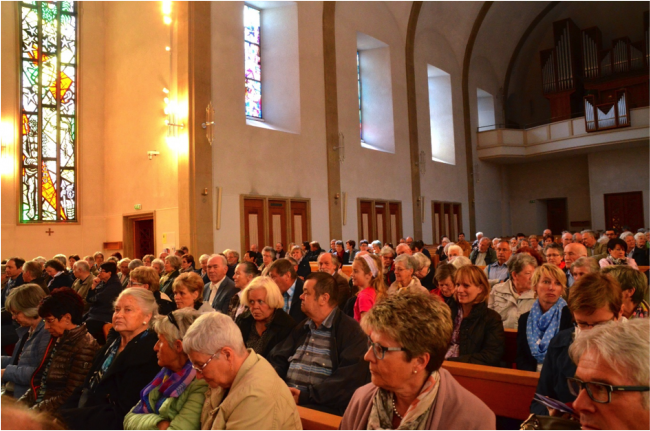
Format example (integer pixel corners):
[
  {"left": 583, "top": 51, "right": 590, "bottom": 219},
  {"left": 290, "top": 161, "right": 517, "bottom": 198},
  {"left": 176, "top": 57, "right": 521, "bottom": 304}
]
[
  {"left": 488, "top": 279, "right": 535, "bottom": 330},
  {"left": 387, "top": 277, "right": 428, "bottom": 296},
  {"left": 200, "top": 350, "right": 302, "bottom": 430}
]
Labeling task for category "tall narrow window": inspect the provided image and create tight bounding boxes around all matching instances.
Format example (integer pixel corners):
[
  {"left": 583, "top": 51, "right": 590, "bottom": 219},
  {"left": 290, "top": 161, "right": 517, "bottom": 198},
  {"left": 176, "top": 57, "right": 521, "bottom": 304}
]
[
  {"left": 244, "top": 5, "right": 262, "bottom": 119},
  {"left": 20, "top": 1, "right": 78, "bottom": 222},
  {"left": 357, "top": 51, "right": 363, "bottom": 141}
]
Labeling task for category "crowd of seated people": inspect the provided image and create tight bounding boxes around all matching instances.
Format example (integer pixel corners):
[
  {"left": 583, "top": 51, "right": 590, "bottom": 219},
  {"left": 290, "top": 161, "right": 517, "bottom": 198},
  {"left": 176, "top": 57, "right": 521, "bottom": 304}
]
[{"left": 1, "top": 227, "right": 648, "bottom": 430}]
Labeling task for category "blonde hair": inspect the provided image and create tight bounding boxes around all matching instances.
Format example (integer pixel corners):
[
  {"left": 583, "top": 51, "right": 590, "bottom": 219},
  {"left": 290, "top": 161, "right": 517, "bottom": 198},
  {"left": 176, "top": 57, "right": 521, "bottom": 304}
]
[
  {"left": 130, "top": 266, "right": 161, "bottom": 292},
  {"left": 240, "top": 276, "right": 284, "bottom": 309},
  {"left": 353, "top": 254, "right": 386, "bottom": 301},
  {"left": 531, "top": 264, "right": 567, "bottom": 298},
  {"left": 173, "top": 272, "right": 205, "bottom": 306},
  {"left": 454, "top": 265, "right": 489, "bottom": 304}
]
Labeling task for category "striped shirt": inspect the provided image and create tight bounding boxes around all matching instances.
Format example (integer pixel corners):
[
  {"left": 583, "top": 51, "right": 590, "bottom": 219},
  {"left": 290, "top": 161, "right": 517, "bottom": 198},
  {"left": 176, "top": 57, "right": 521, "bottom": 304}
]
[{"left": 285, "top": 309, "right": 336, "bottom": 392}]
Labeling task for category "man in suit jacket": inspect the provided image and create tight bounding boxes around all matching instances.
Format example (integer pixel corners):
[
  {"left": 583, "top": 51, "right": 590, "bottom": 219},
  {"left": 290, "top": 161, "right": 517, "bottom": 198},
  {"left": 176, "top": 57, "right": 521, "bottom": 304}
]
[
  {"left": 317, "top": 253, "right": 351, "bottom": 309},
  {"left": 196, "top": 254, "right": 210, "bottom": 284},
  {"left": 203, "top": 254, "right": 238, "bottom": 314},
  {"left": 469, "top": 237, "right": 497, "bottom": 266},
  {"left": 268, "top": 258, "right": 307, "bottom": 323},
  {"left": 582, "top": 230, "right": 607, "bottom": 261},
  {"left": 2, "top": 257, "right": 25, "bottom": 307}
]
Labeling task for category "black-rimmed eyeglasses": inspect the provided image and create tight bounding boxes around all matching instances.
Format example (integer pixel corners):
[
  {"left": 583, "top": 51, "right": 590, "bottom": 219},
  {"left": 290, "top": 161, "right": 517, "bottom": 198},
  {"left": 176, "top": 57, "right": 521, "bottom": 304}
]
[
  {"left": 567, "top": 377, "right": 649, "bottom": 404},
  {"left": 367, "top": 336, "right": 407, "bottom": 360}
]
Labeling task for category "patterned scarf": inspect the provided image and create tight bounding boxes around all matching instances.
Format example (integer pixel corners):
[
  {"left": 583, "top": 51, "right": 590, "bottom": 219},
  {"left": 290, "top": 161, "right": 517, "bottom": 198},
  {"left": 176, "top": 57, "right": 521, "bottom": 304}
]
[
  {"left": 132, "top": 360, "right": 196, "bottom": 414},
  {"left": 632, "top": 300, "right": 649, "bottom": 319},
  {"left": 367, "top": 371, "right": 440, "bottom": 430},
  {"left": 526, "top": 297, "right": 567, "bottom": 363}
]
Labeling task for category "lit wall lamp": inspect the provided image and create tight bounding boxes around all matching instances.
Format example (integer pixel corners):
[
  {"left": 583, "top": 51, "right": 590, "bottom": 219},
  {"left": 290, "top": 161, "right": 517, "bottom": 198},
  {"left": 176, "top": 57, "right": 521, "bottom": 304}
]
[{"left": 148, "top": 150, "right": 160, "bottom": 160}]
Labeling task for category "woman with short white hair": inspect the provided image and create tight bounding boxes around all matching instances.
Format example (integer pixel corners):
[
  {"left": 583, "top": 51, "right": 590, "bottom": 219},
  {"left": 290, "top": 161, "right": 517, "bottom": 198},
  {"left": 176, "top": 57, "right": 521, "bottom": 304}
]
[
  {"left": 387, "top": 255, "right": 428, "bottom": 296},
  {"left": 439, "top": 244, "right": 463, "bottom": 266},
  {"left": 183, "top": 312, "right": 301, "bottom": 430},
  {"left": 413, "top": 252, "right": 435, "bottom": 291}
]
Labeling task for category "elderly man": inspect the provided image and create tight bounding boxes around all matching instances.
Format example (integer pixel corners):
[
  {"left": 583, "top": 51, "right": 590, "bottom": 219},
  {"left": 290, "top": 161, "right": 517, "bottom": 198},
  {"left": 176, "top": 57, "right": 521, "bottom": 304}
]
[
  {"left": 268, "top": 259, "right": 306, "bottom": 323},
  {"left": 569, "top": 319, "right": 649, "bottom": 430},
  {"left": 572, "top": 232, "right": 583, "bottom": 244},
  {"left": 21, "top": 260, "right": 48, "bottom": 294},
  {"left": 203, "top": 254, "right": 237, "bottom": 314},
  {"left": 2, "top": 257, "right": 25, "bottom": 307},
  {"left": 561, "top": 232, "right": 573, "bottom": 248},
  {"left": 328, "top": 239, "right": 337, "bottom": 254},
  {"left": 470, "top": 237, "right": 497, "bottom": 266},
  {"left": 395, "top": 243, "right": 412, "bottom": 256},
  {"left": 405, "top": 236, "right": 414, "bottom": 247},
  {"left": 275, "top": 242, "right": 286, "bottom": 259},
  {"left": 71, "top": 260, "right": 94, "bottom": 307},
  {"left": 226, "top": 250, "right": 239, "bottom": 280},
  {"left": 543, "top": 228, "right": 552, "bottom": 238},
  {"left": 317, "top": 253, "right": 350, "bottom": 309},
  {"left": 229, "top": 261, "right": 259, "bottom": 320},
  {"left": 485, "top": 240, "right": 511, "bottom": 285},
  {"left": 379, "top": 246, "right": 396, "bottom": 286},
  {"left": 196, "top": 253, "right": 210, "bottom": 284},
  {"left": 582, "top": 230, "right": 607, "bottom": 261},
  {"left": 259, "top": 247, "right": 276, "bottom": 274},
  {"left": 308, "top": 241, "right": 325, "bottom": 262},
  {"left": 268, "top": 272, "right": 369, "bottom": 415},
  {"left": 620, "top": 231, "right": 636, "bottom": 258},
  {"left": 563, "top": 243, "right": 587, "bottom": 287},
  {"left": 436, "top": 237, "right": 450, "bottom": 261},
  {"left": 472, "top": 232, "right": 484, "bottom": 250},
  {"left": 569, "top": 257, "right": 599, "bottom": 284}
]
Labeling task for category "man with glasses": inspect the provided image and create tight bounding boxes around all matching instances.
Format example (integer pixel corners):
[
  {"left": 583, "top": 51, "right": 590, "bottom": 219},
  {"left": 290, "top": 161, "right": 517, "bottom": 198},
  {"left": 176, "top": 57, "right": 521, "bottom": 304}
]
[
  {"left": 531, "top": 272, "right": 623, "bottom": 416},
  {"left": 568, "top": 318, "right": 649, "bottom": 430}
]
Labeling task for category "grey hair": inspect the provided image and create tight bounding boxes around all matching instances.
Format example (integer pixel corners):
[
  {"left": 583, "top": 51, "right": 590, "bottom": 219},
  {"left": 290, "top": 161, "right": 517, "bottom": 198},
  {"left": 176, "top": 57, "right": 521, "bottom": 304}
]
[
  {"left": 23, "top": 261, "right": 43, "bottom": 278},
  {"left": 476, "top": 232, "right": 483, "bottom": 237},
  {"left": 379, "top": 246, "right": 396, "bottom": 258},
  {"left": 581, "top": 230, "right": 596, "bottom": 238},
  {"left": 569, "top": 319, "right": 649, "bottom": 410},
  {"left": 210, "top": 254, "right": 228, "bottom": 266},
  {"left": 479, "top": 236, "right": 492, "bottom": 244},
  {"left": 115, "top": 288, "right": 159, "bottom": 324},
  {"left": 152, "top": 258, "right": 165, "bottom": 268},
  {"left": 5, "top": 284, "right": 47, "bottom": 318},
  {"left": 570, "top": 256, "right": 599, "bottom": 274},
  {"left": 619, "top": 231, "right": 634, "bottom": 240},
  {"left": 128, "top": 259, "right": 144, "bottom": 270},
  {"left": 152, "top": 307, "right": 202, "bottom": 345},
  {"left": 53, "top": 254, "right": 67, "bottom": 267},
  {"left": 118, "top": 258, "right": 132, "bottom": 267},
  {"left": 412, "top": 252, "right": 431, "bottom": 271},
  {"left": 73, "top": 260, "right": 90, "bottom": 273},
  {"left": 634, "top": 232, "right": 645, "bottom": 241},
  {"left": 34, "top": 257, "right": 47, "bottom": 266},
  {"left": 165, "top": 255, "right": 182, "bottom": 270},
  {"left": 507, "top": 253, "right": 538, "bottom": 274},
  {"left": 371, "top": 240, "right": 382, "bottom": 248},
  {"left": 199, "top": 254, "right": 210, "bottom": 264},
  {"left": 451, "top": 256, "right": 472, "bottom": 268},
  {"left": 446, "top": 244, "right": 463, "bottom": 256},
  {"left": 395, "top": 254, "right": 417, "bottom": 271},
  {"left": 183, "top": 312, "right": 246, "bottom": 356}
]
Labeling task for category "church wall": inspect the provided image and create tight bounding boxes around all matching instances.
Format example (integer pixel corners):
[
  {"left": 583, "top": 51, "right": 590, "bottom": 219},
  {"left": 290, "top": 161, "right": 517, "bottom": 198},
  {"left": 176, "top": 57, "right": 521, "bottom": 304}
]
[
  {"left": 210, "top": 2, "right": 330, "bottom": 254},
  {"left": 1, "top": 2, "right": 107, "bottom": 260},
  {"left": 335, "top": 2, "right": 415, "bottom": 242},
  {"left": 588, "top": 145, "right": 650, "bottom": 230}
]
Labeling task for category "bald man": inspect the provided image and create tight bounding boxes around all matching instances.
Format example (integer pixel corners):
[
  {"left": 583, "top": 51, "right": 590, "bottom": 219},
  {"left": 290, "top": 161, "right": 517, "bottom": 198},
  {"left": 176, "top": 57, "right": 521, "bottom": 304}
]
[{"left": 564, "top": 243, "right": 588, "bottom": 288}]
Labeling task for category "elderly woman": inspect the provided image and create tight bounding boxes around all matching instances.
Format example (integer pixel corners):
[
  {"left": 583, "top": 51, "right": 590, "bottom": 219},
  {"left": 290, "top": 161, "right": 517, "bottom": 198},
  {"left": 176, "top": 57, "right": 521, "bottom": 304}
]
[
  {"left": 60, "top": 288, "right": 161, "bottom": 430},
  {"left": 440, "top": 244, "right": 463, "bottom": 265},
  {"left": 516, "top": 265, "right": 572, "bottom": 372},
  {"left": 44, "top": 259, "right": 74, "bottom": 291},
  {"left": 599, "top": 238, "right": 639, "bottom": 269},
  {"left": 602, "top": 265, "right": 648, "bottom": 319},
  {"left": 130, "top": 266, "right": 175, "bottom": 315},
  {"left": 183, "top": 312, "right": 301, "bottom": 429},
  {"left": 172, "top": 272, "right": 214, "bottom": 313},
  {"left": 152, "top": 258, "right": 165, "bottom": 278},
  {"left": 620, "top": 231, "right": 636, "bottom": 258},
  {"left": 1, "top": 284, "right": 50, "bottom": 398},
  {"left": 341, "top": 292, "right": 495, "bottom": 429},
  {"left": 234, "top": 277, "right": 295, "bottom": 358},
  {"left": 489, "top": 253, "right": 538, "bottom": 329},
  {"left": 543, "top": 243, "right": 565, "bottom": 269},
  {"left": 142, "top": 255, "right": 155, "bottom": 267},
  {"left": 413, "top": 252, "right": 435, "bottom": 291},
  {"left": 85, "top": 261, "right": 123, "bottom": 345},
  {"left": 632, "top": 232, "right": 649, "bottom": 267},
  {"left": 432, "top": 263, "right": 456, "bottom": 306},
  {"left": 180, "top": 254, "right": 197, "bottom": 274},
  {"left": 17, "top": 288, "right": 99, "bottom": 413},
  {"left": 446, "top": 266, "right": 504, "bottom": 366},
  {"left": 124, "top": 308, "right": 207, "bottom": 430},
  {"left": 289, "top": 245, "right": 311, "bottom": 279},
  {"left": 387, "top": 255, "right": 428, "bottom": 296},
  {"left": 160, "top": 255, "right": 182, "bottom": 297},
  {"left": 379, "top": 246, "right": 396, "bottom": 287},
  {"left": 569, "top": 257, "right": 600, "bottom": 285}
]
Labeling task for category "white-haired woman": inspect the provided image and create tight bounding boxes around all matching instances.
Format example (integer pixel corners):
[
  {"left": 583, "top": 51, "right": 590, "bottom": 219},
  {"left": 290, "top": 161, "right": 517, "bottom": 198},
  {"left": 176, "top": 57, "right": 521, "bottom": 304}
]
[
  {"left": 440, "top": 244, "right": 463, "bottom": 265},
  {"left": 60, "top": 288, "right": 161, "bottom": 430},
  {"left": 234, "top": 277, "right": 295, "bottom": 359},
  {"left": 387, "top": 255, "right": 428, "bottom": 296},
  {"left": 413, "top": 252, "right": 435, "bottom": 291},
  {"left": 184, "top": 312, "right": 301, "bottom": 429},
  {"left": 124, "top": 308, "right": 207, "bottom": 430}
]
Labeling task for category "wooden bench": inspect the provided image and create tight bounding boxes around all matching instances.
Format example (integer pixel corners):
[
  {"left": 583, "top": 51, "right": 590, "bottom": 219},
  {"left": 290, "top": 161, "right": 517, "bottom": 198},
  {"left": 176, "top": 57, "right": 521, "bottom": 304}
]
[
  {"left": 297, "top": 406, "right": 341, "bottom": 430},
  {"left": 442, "top": 361, "right": 539, "bottom": 420},
  {"left": 503, "top": 328, "right": 518, "bottom": 368}
]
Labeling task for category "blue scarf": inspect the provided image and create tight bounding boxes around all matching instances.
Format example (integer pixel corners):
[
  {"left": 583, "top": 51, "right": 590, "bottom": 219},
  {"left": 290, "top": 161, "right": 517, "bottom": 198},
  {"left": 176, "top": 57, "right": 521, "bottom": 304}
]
[
  {"left": 526, "top": 297, "right": 567, "bottom": 364},
  {"left": 132, "top": 360, "right": 196, "bottom": 414}
]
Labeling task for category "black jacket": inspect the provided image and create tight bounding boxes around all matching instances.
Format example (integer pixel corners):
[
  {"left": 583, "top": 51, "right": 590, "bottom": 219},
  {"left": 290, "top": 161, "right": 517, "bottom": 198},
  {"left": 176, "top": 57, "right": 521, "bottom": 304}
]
[
  {"left": 419, "top": 266, "right": 436, "bottom": 291},
  {"left": 469, "top": 248, "right": 497, "bottom": 266},
  {"left": 447, "top": 300, "right": 505, "bottom": 367},
  {"left": 333, "top": 272, "right": 351, "bottom": 309},
  {"left": 287, "top": 278, "right": 307, "bottom": 323},
  {"left": 531, "top": 327, "right": 577, "bottom": 415},
  {"left": 84, "top": 274, "right": 123, "bottom": 323},
  {"left": 236, "top": 309, "right": 296, "bottom": 358},
  {"left": 48, "top": 272, "right": 74, "bottom": 291},
  {"left": 31, "top": 276, "right": 50, "bottom": 295},
  {"left": 268, "top": 308, "right": 369, "bottom": 415},
  {"left": 296, "top": 258, "right": 311, "bottom": 279},
  {"left": 160, "top": 270, "right": 180, "bottom": 297},
  {"left": 153, "top": 290, "right": 176, "bottom": 315},
  {"left": 226, "top": 264, "right": 236, "bottom": 281},
  {"left": 632, "top": 246, "right": 650, "bottom": 267},
  {"left": 60, "top": 329, "right": 161, "bottom": 430},
  {"left": 516, "top": 307, "right": 573, "bottom": 372}
]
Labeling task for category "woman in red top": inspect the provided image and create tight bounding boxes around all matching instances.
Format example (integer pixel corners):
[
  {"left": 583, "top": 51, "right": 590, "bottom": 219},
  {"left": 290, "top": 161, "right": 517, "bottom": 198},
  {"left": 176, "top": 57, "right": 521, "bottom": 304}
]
[{"left": 351, "top": 253, "right": 386, "bottom": 322}]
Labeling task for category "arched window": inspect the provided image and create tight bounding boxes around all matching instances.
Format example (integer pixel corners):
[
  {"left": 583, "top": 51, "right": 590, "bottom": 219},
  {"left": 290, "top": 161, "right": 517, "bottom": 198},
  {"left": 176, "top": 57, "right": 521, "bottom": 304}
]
[{"left": 20, "top": 1, "right": 78, "bottom": 222}]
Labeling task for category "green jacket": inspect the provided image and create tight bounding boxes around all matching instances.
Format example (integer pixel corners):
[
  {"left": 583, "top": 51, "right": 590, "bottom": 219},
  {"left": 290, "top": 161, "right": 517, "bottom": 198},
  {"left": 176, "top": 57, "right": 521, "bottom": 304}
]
[{"left": 123, "top": 377, "right": 208, "bottom": 430}]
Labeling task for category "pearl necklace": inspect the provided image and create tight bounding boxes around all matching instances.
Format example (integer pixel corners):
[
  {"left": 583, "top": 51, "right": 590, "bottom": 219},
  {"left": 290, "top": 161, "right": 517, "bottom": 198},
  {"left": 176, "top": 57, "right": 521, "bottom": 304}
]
[{"left": 392, "top": 394, "right": 404, "bottom": 420}]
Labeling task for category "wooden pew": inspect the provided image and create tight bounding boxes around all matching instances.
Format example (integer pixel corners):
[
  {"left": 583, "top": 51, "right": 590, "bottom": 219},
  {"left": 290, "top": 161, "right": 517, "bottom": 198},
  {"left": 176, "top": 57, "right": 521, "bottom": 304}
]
[
  {"left": 503, "top": 328, "right": 518, "bottom": 368},
  {"left": 341, "top": 265, "right": 352, "bottom": 277},
  {"left": 309, "top": 261, "right": 318, "bottom": 272},
  {"left": 297, "top": 406, "right": 341, "bottom": 430},
  {"left": 442, "top": 361, "right": 539, "bottom": 420}
]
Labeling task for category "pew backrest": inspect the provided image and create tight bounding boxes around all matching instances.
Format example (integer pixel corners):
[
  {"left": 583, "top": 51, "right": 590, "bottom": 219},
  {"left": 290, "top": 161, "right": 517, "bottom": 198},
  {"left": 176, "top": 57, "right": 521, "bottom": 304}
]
[{"left": 297, "top": 406, "right": 342, "bottom": 430}]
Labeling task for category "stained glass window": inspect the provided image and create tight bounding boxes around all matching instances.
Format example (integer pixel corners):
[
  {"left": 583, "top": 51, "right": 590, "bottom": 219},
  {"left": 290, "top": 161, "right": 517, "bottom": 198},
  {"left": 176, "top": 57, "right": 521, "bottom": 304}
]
[
  {"left": 357, "top": 51, "right": 363, "bottom": 141},
  {"left": 244, "top": 5, "right": 262, "bottom": 119},
  {"left": 20, "top": 1, "right": 77, "bottom": 223}
]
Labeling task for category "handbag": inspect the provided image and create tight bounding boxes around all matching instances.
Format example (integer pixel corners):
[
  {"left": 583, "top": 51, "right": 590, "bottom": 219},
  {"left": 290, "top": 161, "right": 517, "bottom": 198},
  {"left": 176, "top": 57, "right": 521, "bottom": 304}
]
[{"left": 520, "top": 414, "right": 581, "bottom": 430}]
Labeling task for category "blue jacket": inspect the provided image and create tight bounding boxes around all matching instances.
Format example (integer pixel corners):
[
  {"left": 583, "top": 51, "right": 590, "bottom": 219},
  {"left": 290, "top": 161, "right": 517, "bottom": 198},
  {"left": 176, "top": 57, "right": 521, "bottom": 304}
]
[
  {"left": 203, "top": 276, "right": 238, "bottom": 314},
  {"left": 1, "top": 320, "right": 52, "bottom": 398},
  {"left": 85, "top": 274, "right": 123, "bottom": 323}
]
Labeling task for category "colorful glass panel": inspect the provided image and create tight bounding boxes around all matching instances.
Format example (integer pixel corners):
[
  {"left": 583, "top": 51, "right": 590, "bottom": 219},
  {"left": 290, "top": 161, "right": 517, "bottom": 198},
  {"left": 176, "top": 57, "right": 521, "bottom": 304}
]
[
  {"left": 244, "top": 5, "right": 262, "bottom": 119},
  {"left": 19, "top": 1, "right": 77, "bottom": 222},
  {"left": 357, "top": 51, "right": 363, "bottom": 140}
]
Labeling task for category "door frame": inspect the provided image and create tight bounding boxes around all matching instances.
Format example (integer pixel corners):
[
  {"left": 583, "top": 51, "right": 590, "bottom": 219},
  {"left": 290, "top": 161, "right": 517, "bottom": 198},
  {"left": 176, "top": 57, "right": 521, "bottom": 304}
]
[
  {"left": 357, "top": 198, "right": 403, "bottom": 244},
  {"left": 123, "top": 211, "right": 156, "bottom": 260}
]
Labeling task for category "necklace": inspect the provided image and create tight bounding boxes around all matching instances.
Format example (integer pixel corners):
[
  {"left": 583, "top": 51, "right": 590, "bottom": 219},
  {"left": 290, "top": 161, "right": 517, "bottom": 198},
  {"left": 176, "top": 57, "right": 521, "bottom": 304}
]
[{"left": 392, "top": 394, "right": 404, "bottom": 420}]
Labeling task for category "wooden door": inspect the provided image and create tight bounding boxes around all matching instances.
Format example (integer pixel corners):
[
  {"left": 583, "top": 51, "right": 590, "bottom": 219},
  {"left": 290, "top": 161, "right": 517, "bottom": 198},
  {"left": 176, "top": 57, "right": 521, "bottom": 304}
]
[
  {"left": 359, "top": 200, "right": 374, "bottom": 241},
  {"left": 290, "top": 201, "right": 308, "bottom": 245},
  {"left": 133, "top": 218, "right": 154, "bottom": 259},
  {"left": 268, "top": 200, "right": 287, "bottom": 249},
  {"left": 546, "top": 198, "right": 568, "bottom": 233},
  {"left": 605, "top": 191, "right": 644, "bottom": 231},
  {"left": 452, "top": 204, "right": 462, "bottom": 242},
  {"left": 432, "top": 202, "right": 442, "bottom": 243},
  {"left": 244, "top": 198, "right": 265, "bottom": 251},
  {"left": 389, "top": 202, "right": 402, "bottom": 246},
  {"left": 443, "top": 203, "right": 452, "bottom": 238},
  {"left": 375, "top": 202, "right": 387, "bottom": 243}
]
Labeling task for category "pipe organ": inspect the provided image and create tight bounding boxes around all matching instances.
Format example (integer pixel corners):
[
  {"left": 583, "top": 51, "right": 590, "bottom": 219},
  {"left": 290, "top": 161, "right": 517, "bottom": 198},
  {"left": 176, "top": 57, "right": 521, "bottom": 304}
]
[{"left": 540, "top": 12, "right": 648, "bottom": 131}]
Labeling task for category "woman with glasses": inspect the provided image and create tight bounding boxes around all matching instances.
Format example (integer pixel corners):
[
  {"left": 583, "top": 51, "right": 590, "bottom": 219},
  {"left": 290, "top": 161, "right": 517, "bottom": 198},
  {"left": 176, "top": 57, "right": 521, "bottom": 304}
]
[
  {"left": 516, "top": 264, "right": 572, "bottom": 372},
  {"left": 386, "top": 254, "right": 428, "bottom": 296},
  {"left": 129, "top": 266, "right": 175, "bottom": 315},
  {"left": 531, "top": 272, "right": 623, "bottom": 416},
  {"left": 124, "top": 308, "right": 206, "bottom": 430},
  {"left": 183, "top": 312, "right": 301, "bottom": 429},
  {"left": 543, "top": 243, "right": 565, "bottom": 269},
  {"left": 341, "top": 291, "right": 495, "bottom": 429},
  {"left": 599, "top": 238, "right": 639, "bottom": 269},
  {"left": 172, "top": 272, "right": 214, "bottom": 313},
  {"left": 1, "top": 284, "right": 49, "bottom": 399},
  {"left": 59, "top": 288, "right": 161, "bottom": 430},
  {"left": 234, "top": 277, "right": 295, "bottom": 359}
]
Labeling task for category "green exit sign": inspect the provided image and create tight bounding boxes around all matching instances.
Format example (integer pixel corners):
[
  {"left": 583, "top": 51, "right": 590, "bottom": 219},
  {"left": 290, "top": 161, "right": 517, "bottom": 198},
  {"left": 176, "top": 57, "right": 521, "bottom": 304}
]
[
  {"left": 529, "top": 200, "right": 536, "bottom": 204},
  {"left": 134, "top": 204, "right": 142, "bottom": 210}
]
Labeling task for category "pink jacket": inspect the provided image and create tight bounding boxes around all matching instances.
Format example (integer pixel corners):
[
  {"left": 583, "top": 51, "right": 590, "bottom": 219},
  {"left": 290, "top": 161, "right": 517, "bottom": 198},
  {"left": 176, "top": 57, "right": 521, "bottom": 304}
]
[{"left": 340, "top": 368, "right": 495, "bottom": 430}]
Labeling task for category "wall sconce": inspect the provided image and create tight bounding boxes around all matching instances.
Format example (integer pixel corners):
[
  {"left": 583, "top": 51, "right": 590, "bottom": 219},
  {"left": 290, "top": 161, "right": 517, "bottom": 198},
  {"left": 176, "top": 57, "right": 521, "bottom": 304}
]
[
  {"left": 148, "top": 150, "right": 160, "bottom": 160},
  {"left": 201, "top": 101, "right": 214, "bottom": 146},
  {"left": 166, "top": 113, "right": 185, "bottom": 138}
]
